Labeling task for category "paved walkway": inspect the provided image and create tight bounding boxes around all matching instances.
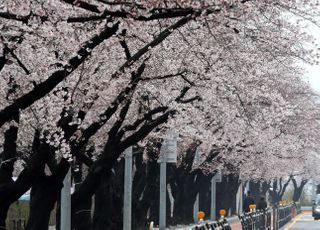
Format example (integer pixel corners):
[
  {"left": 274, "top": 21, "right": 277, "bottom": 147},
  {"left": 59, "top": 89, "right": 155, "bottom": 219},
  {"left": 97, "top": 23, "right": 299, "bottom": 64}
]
[
  {"left": 281, "top": 211, "right": 318, "bottom": 230},
  {"left": 230, "top": 221, "right": 242, "bottom": 230}
]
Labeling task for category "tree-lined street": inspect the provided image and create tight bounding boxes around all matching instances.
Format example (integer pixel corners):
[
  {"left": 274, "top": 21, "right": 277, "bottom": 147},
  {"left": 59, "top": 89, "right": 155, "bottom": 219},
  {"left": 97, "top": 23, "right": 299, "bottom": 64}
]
[{"left": 1, "top": 0, "right": 320, "bottom": 229}]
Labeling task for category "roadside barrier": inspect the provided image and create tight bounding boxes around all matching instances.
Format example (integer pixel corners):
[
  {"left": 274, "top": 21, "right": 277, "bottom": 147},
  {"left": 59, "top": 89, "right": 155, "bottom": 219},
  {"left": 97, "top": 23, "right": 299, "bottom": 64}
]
[
  {"left": 239, "top": 209, "right": 271, "bottom": 230},
  {"left": 10, "top": 218, "right": 26, "bottom": 230},
  {"left": 239, "top": 204, "right": 294, "bottom": 230},
  {"left": 193, "top": 218, "right": 232, "bottom": 230},
  {"left": 278, "top": 205, "right": 292, "bottom": 228},
  {"left": 295, "top": 202, "right": 301, "bottom": 214},
  {"left": 192, "top": 210, "right": 232, "bottom": 230}
]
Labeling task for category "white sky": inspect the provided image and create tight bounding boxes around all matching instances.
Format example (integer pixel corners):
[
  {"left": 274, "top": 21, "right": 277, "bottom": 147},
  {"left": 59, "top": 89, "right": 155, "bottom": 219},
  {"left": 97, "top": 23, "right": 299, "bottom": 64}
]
[
  {"left": 306, "top": 64, "right": 320, "bottom": 92},
  {"left": 304, "top": 23, "right": 320, "bottom": 92}
]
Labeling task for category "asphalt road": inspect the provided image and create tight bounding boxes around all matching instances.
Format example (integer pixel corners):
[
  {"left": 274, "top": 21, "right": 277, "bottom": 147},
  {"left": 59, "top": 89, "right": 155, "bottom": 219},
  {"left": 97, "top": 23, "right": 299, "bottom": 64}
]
[{"left": 283, "top": 213, "right": 320, "bottom": 230}]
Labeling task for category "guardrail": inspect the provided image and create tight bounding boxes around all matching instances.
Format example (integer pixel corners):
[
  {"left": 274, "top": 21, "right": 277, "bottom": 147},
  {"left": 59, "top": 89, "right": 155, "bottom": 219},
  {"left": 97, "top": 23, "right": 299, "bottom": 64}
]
[
  {"left": 193, "top": 218, "right": 232, "bottom": 230},
  {"left": 9, "top": 218, "right": 26, "bottom": 230},
  {"left": 239, "top": 209, "right": 272, "bottom": 230},
  {"left": 239, "top": 204, "right": 297, "bottom": 230},
  {"left": 295, "top": 202, "right": 301, "bottom": 214},
  {"left": 278, "top": 205, "right": 292, "bottom": 228}
]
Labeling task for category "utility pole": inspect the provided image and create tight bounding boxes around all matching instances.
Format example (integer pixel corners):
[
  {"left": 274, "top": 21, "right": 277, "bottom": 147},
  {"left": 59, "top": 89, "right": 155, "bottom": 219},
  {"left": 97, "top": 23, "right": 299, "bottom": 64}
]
[
  {"left": 159, "top": 161, "right": 167, "bottom": 230},
  {"left": 158, "top": 130, "right": 178, "bottom": 230},
  {"left": 236, "top": 181, "right": 243, "bottom": 215},
  {"left": 210, "top": 171, "right": 222, "bottom": 220},
  {"left": 193, "top": 189, "right": 199, "bottom": 223},
  {"left": 193, "top": 148, "right": 201, "bottom": 223},
  {"left": 123, "top": 146, "right": 133, "bottom": 230},
  {"left": 61, "top": 168, "right": 71, "bottom": 230}
]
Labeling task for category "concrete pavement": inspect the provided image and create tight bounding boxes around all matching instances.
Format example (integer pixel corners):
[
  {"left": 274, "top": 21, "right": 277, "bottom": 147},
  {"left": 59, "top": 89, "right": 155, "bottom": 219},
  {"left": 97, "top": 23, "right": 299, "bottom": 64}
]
[{"left": 281, "top": 212, "right": 320, "bottom": 230}]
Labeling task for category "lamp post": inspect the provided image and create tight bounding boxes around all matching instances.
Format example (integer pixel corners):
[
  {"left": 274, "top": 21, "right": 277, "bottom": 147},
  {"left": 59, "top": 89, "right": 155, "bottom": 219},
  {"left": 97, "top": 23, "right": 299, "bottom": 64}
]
[
  {"left": 158, "top": 129, "right": 178, "bottom": 230},
  {"left": 123, "top": 146, "right": 133, "bottom": 230},
  {"left": 61, "top": 168, "right": 71, "bottom": 230},
  {"left": 210, "top": 171, "right": 222, "bottom": 220}
]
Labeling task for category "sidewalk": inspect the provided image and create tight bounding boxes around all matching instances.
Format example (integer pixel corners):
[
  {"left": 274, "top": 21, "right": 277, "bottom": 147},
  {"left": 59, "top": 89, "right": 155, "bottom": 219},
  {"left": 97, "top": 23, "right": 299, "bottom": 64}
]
[
  {"left": 228, "top": 215, "right": 242, "bottom": 230},
  {"left": 230, "top": 221, "right": 242, "bottom": 230},
  {"left": 279, "top": 211, "right": 311, "bottom": 230}
]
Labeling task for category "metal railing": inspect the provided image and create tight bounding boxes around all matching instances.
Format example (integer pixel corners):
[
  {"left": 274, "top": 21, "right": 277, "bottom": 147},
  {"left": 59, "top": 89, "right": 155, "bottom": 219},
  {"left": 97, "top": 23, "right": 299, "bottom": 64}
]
[
  {"left": 9, "top": 218, "right": 26, "bottom": 230},
  {"left": 278, "top": 205, "right": 292, "bottom": 228},
  {"left": 193, "top": 218, "right": 232, "bottom": 230},
  {"left": 239, "top": 204, "right": 295, "bottom": 230},
  {"left": 295, "top": 202, "right": 301, "bottom": 214},
  {"left": 239, "top": 209, "right": 272, "bottom": 230}
]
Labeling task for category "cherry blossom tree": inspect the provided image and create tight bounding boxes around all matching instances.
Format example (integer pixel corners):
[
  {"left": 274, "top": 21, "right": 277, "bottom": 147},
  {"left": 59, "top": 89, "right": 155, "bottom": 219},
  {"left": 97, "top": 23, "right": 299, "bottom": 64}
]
[{"left": 1, "top": 0, "right": 320, "bottom": 229}]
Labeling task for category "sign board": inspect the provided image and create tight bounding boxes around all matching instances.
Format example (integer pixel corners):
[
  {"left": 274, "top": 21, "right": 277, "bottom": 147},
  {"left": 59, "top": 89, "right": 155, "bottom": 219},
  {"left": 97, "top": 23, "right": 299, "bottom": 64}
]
[{"left": 158, "top": 129, "right": 178, "bottom": 163}]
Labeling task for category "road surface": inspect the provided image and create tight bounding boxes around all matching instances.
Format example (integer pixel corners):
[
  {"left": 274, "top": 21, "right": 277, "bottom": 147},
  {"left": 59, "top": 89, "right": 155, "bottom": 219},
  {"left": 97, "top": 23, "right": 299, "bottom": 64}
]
[{"left": 283, "top": 212, "right": 320, "bottom": 230}]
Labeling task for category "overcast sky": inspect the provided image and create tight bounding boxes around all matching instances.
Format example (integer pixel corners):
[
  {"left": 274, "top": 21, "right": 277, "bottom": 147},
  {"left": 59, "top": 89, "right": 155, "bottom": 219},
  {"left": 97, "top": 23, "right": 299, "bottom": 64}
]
[{"left": 304, "top": 23, "right": 320, "bottom": 92}]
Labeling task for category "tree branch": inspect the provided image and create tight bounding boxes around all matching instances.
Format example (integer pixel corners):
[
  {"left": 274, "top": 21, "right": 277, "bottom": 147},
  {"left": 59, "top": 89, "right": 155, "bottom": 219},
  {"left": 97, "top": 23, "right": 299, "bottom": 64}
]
[
  {"left": 114, "top": 15, "right": 193, "bottom": 77},
  {"left": 61, "top": 0, "right": 100, "bottom": 13},
  {"left": 67, "top": 7, "right": 195, "bottom": 23},
  {"left": 0, "top": 22, "right": 119, "bottom": 127},
  {"left": 119, "top": 110, "right": 174, "bottom": 152}
]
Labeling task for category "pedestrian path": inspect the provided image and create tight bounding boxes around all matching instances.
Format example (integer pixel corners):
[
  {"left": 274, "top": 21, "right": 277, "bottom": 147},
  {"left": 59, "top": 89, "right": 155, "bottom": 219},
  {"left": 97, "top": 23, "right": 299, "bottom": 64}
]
[{"left": 281, "top": 211, "right": 316, "bottom": 230}]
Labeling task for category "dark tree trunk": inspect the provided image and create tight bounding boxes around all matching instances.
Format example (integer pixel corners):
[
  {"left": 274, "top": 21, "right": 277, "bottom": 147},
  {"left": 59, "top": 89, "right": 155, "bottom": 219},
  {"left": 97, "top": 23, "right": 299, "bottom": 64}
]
[
  {"left": 249, "top": 181, "right": 260, "bottom": 204},
  {"left": 56, "top": 197, "right": 61, "bottom": 230},
  {"left": 292, "top": 178, "right": 308, "bottom": 203},
  {"left": 261, "top": 181, "right": 270, "bottom": 197},
  {"left": 25, "top": 175, "right": 63, "bottom": 230},
  {"left": 0, "top": 198, "right": 10, "bottom": 230},
  {"left": 92, "top": 170, "right": 115, "bottom": 230},
  {"left": 132, "top": 152, "right": 159, "bottom": 229},
  {"left": 92, "top": 163, "right": 123, "bottom": 230},
  {"left": 72, "top": 161, "right": 92, "bottom": 230},
  {"left": 198, "top": 173, "right": 212, "bottom": 217},
  {"left": 170, "top": 145, "right": 198, "bottom": 225},
  {"left": 249, "top": 180, "right": 270, "bottom": 204},
  {"left": 171, "top": 176, "right": 196, "bottom": 224},
  {"left": 216, "top": 175, "right": 239, "bottom": 218},
  {"left": 269, "top": 178, "right": 291, "bottom": 205},
  {"left": 0, "top": 122, "right": 19, "bottom": 229}
]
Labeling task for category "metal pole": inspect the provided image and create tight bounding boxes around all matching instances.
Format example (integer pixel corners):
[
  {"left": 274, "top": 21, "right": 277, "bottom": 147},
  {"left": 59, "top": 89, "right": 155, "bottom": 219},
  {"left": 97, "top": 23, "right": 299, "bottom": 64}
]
[
  {"left": 123, "top": 147, "right": 133, "bottom": 230},
  {"left": 194, "top": 193, "right": 199, "bottom": 223},
  {"left": 210, "top": 176, "right": 216, "bottom": 220},
  {"left": 159, "top": 161, "right": 167, "bottom": 230},
  {"left": 236, "top": 182, "right": 243, "bottom": 215},
  {"left": 61, "top": 168, "right": 71, "bottom": 230}
]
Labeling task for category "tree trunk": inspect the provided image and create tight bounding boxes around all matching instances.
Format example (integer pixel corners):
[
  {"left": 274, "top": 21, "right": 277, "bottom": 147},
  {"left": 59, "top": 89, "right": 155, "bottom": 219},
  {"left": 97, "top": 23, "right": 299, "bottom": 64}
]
[
  {"left": 132, "top": 154, "right": 159, "bottom": 229},
  {"left": 25, "top": 175, "right": 63, "bottom": 230},
  {"left": 72, "top": 162, "right": 92, "bottom": 230},
  {"left": 292, "top": 178, "right": 308, "bottom": 203},
  {"left": 216, "top": 175, "right": 239, "bottom": 218},
  {"left": 198, "top": 173, "right": 212, "bottom": 217},
  {"left": 249, "top": 181, "right": 260, "bottom": 204},
  {"left": 92, "top": 170, "right": 115, "bottom": 230},
  {"left": 92, "top": 166, "right": 123, "bottom": 230}
]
